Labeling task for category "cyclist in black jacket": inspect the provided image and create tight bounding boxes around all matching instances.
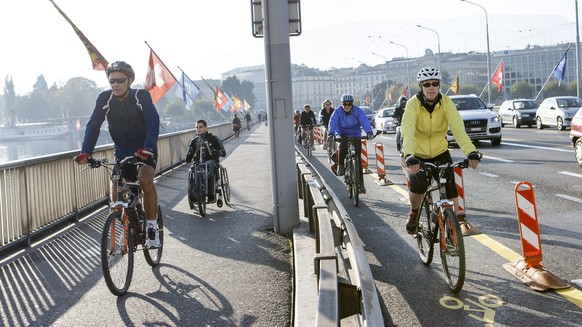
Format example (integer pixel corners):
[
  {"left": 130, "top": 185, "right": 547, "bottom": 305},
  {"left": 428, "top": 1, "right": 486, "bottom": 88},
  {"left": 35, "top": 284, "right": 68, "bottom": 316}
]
[{"left": 300, "top": 104, "right": 317, "bottom": 148}]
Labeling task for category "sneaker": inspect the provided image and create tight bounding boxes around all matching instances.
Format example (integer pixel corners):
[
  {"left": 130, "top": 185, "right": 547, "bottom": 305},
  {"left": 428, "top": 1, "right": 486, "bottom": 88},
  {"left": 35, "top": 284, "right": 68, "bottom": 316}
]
[
  {"left": 406, "top": 211, "right": 419, "bottom": 234},
  {"left": 337, "top": 164, "right": 345, "bottom": 176},
  {"left": 359, "top": 183, "right": 366, "bottom": 194},
  {"left": 145, "top": 223, "right": 161, "bottom": 249}
]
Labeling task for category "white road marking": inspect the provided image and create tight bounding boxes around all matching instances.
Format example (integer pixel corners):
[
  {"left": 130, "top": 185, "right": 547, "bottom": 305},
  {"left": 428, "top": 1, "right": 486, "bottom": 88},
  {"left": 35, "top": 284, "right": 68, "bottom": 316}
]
[
  {"left": 555, "top": 194, "right": 582, "bottom": 204},
  {"left": 502, "top": 141, "right": 571, "bottom": 152},
  {"left": 479, "top": 172, "right": 499, "bottom": 178},
  {"left": 558, "top": 171, "right": 582, "bottom": 179},
  {"left": 482, "top": 155, "right": 515, "bottom": 163}
]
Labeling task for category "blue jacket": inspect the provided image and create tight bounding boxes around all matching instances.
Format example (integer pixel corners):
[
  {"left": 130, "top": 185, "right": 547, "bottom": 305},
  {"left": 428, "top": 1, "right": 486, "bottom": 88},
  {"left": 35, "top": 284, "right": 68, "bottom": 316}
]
[
  {"left": 81, "top": 88, "right": 160, "bottom": 159},
  {"left": 328, "top": 105, "right": 373, "bottom": 137}
]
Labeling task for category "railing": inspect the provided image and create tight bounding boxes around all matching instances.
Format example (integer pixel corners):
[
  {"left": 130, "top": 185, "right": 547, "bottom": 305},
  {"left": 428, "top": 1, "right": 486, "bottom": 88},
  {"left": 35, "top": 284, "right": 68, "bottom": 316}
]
[
  {"left": 295, "top": 151, "right": 384, "bottom": 326},
  {"left": 0, "top": 123, "right": 233, "bottom": 254}
]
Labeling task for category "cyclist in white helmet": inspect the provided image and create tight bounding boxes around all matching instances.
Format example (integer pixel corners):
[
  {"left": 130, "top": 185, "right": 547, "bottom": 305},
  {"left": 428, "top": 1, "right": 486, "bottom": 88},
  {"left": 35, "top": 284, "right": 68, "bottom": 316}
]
[{"left": 401, "top": 67, "right": 482, "bottom": 236}]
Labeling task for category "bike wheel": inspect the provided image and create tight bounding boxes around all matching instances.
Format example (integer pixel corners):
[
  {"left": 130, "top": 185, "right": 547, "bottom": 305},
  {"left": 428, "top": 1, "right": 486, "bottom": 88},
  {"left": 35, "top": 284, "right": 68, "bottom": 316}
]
[
  {"left": 416, "top": 195, "right": 435, "bottom": 265},
  {"left": 220, "top": 166, "right": 231, "bottom": 204},
  {"left": 197, "top": 173, "right": 206, "bottom": 217},
  {"left": 144, "top": 205, "right": 164, "bottom": 266},
  {"left": 101, "top": 211, "right": 134, "bottom": 296},
  {"left": 346, "top": 159, "right": 354, "bottom": 199},
  {"left": 352, "top": 158, "right": 360, "bottom": 207},
  {"left": 439, "top": 207, "right": 466, "bottom": 293}
]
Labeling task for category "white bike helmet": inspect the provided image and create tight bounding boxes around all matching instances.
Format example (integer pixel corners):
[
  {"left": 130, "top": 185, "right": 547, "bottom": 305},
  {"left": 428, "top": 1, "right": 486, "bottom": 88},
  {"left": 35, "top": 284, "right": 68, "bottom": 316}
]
[{"left": 416, "top": 66, "right": 442, "bottom": 82}]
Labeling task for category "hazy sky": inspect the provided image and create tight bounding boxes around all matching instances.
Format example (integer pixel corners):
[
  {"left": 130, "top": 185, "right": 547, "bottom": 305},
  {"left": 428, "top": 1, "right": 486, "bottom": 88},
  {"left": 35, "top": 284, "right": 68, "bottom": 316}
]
[{"left": 0, "top": 0, "right": 578, "bottom": 94}]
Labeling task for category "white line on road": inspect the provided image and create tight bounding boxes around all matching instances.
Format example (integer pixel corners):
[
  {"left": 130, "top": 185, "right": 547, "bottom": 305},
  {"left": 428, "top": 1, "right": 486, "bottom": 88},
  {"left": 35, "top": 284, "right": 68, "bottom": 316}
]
[
  {"left": 482, "top": 155, "right": 515, "bottom": 163},
  {"left": 555, "top": 194, "right": 582, "bottom": 204},
  {"left": 558, "top": 171, "right": 582, "bottom": 179},
  {"left": 502, "top": 141, "right": 571, "bottom": 152},
  {"left": 479, "top": 172, "right": 499, "bottom": 178}
]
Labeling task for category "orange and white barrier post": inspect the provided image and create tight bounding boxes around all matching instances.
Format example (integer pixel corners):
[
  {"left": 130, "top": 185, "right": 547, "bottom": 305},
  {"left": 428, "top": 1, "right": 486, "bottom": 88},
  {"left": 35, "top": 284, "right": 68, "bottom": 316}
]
[
  {"left": 454, "top": 167, "right": 465, "bottom": 217},
  {"left": 361, "top": 139, "right": 370, "bottom": 173},
  {"left": 374, "top": 143, "right": 392, "bottom": 185},
  {"left": 502, "top": 181, "right": 569, "bottom": 291}
]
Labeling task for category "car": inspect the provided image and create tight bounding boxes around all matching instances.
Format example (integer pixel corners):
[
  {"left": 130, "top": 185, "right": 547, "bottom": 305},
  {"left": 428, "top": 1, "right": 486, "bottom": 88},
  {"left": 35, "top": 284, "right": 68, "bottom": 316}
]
[
  {"left": 448, "top": 95, "right": 503, "bottom": 146},
  {"left": 570, "top": 107, "right": 582, "bottom": 167},
  {"left": 498, "top": 99, "right": 539, "bottom": 128},
  {"left": 360, "top": 106, "right": 375, "bottom": 127},
  {"left": 374, "top": 107, "right": 396, "bottom": 134},
  {"left": 535, "top": 96, "right": 582, "bottom": 130}
]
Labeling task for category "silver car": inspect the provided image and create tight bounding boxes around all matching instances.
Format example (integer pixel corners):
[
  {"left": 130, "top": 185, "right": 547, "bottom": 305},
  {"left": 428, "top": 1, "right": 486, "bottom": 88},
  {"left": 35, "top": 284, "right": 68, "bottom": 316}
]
[
  {"left": 374, "top": 107, "right": 396, "bottom": 134},
  {"left": 536, "top": 96, "right": 582, "bottom": 131},
  {"left": 498, "top": 99, "right": 539, "bottom": 128}
]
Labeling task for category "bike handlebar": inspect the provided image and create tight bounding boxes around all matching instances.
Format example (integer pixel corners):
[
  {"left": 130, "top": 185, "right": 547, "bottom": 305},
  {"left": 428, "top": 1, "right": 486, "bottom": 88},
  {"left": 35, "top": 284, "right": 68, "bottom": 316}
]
[{"left": 420, "top": 160, "right": 470, "bottom": 170}]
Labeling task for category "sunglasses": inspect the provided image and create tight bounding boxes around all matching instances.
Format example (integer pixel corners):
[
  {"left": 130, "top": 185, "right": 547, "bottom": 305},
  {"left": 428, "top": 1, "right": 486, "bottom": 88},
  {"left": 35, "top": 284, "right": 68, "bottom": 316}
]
[
  {"left": 422, "top": 81, "right": 440, "bottom": 88},
  {"left": 109, "top": 78, "right": 127, "bottom": 85},
  {"left": 342, "top": 102, "right": 353, "bottom": 107}
]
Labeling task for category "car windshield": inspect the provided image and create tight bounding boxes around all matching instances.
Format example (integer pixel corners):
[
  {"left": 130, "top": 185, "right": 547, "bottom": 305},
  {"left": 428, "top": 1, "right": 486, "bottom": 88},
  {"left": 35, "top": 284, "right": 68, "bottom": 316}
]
[
  {"left": 557, "top": 98, "right": 582, "bottom": 108},
  {"left": 382, "top": 109, "right": 394, "bottom": 117},
  {"left": 513, "top": 101, "right": 539, "bottom": 110},
  {"left": 361, "top": 107, "right": 374, "bottom": 115},
  {"left": 451, "top": 98, "right": 487, "bottom": 110}
]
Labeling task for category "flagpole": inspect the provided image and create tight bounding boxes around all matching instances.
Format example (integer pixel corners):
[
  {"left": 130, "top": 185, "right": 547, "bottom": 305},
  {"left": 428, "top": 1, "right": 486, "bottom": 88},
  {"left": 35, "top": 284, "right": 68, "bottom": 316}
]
[
  {"left": 144, "top": 41, "right": 180, "bottom": 83},
  {"left": 534, "top": 44, "right": 572, "bottom": 101}
]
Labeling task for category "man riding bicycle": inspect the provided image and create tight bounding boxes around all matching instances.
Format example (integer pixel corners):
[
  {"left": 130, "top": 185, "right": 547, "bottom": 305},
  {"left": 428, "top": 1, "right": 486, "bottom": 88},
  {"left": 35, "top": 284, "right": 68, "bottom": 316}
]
[
  {"left": 393, "top": 95, "right": 407, "bottom": 153},
  {"left": 300, "top": 104, "right": 317, "bottom": 149},
  {"left": 185, "top": 119, "right": 226, "bottom": 202},
  {"left": 74, "top": 61, "right": 161, "bottom": 249},
  {"left": 319, "top": 99, "right": 334, "bottom": 150},
  {"left": 328, "top": 93, "right": 374, "bottom": 193},
  {"left": 401, "top": 66, "right": 481, "bottom": 236}
]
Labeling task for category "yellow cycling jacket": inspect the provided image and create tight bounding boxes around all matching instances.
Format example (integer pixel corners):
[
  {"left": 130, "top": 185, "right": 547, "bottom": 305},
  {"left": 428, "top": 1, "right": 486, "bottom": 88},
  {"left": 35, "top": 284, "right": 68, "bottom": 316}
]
[{"left": 401, "top": 93, "right": 476, "bottom": 159}]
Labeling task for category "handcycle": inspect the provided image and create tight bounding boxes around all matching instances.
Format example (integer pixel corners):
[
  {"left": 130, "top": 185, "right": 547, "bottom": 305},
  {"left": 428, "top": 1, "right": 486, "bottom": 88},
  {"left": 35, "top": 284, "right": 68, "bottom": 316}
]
[
  {"left": 83, "top": 156, "right": 163, "bottom": 296},
  {"left": 187, "top": 137, "right": 230, "bottom": 217},
  {"left": 412, "top": 159, "right": 472, "bottom": 293}
]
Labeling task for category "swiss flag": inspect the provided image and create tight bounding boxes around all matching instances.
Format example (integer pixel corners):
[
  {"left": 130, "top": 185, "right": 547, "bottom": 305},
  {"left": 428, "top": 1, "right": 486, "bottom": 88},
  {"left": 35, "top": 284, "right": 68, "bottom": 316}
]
[
  {"left": 214, "top": 87, "right": 229, "bottom": 111},
  {"left": 145, "top": 50, "right": 176, "bottom": 104},
  {"left": 491, "top": 60, "right": 503, "bottom": 92}
]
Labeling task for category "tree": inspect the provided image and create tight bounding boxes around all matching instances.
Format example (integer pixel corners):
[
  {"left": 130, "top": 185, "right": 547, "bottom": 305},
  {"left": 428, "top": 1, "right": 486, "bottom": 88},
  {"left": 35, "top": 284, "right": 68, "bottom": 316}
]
[
  {"left": 511, "top": 81, "right": 534, "bottom": 99},
  {"left": 222, "top": 76, "right": 256, "bottom": 109},
  {"left": 540, "top": 80, "right": 568, "bottom": 99},
  {"left": 458, "top": 84, "right": 479, "bottom": 96},
  {"left": 3, "top": 75, "right": 16, "bottom": 126},
  {"left": 48, "top": 77, "right": 101, "bottom": 119}
]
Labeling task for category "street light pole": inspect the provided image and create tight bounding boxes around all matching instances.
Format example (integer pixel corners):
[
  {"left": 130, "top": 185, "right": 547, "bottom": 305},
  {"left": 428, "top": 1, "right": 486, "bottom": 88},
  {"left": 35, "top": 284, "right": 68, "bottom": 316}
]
[
  {"left": 576, "top": 0, "right": 582, "bottom": 98},
  {"left": 461, "top": 0, "right": 492, "bottom": 104},
  {"left": 390, "top": 41, "right": 411, "bottom": 98},
  {"left": 371, "top": 52, "right": 390, "bottom": 105},
  {"left": 416, "top": 25, "right": 441, "bottom": 71}
]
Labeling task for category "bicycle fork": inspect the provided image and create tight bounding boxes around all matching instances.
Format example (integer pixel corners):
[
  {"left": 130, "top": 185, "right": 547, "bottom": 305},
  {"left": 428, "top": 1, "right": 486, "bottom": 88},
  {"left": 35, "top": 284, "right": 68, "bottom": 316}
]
[{"left": 436, "top": 201, "right": 457, "bottom": 250}]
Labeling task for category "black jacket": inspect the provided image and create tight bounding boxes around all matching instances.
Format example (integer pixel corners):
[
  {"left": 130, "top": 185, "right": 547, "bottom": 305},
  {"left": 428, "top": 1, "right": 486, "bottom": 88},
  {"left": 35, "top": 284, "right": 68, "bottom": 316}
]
[{"left": 185, "top": 132, "right": 226, "bottom": 163}]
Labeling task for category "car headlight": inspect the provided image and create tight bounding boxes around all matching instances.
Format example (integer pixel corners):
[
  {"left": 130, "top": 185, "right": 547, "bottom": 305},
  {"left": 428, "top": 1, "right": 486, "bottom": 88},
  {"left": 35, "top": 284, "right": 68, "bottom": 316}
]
[{"left": 491, "top": 116, "right": 500, "bottom": 123}]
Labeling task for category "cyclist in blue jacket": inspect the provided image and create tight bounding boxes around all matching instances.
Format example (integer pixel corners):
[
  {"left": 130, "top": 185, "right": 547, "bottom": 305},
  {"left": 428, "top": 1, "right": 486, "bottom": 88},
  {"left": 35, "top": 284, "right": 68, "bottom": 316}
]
[
  {"left": 328, "top": 93, "right": 374, "bottom": 193},
  {"left": 75, "top": 61, "right": 161, "bottom": 249}
]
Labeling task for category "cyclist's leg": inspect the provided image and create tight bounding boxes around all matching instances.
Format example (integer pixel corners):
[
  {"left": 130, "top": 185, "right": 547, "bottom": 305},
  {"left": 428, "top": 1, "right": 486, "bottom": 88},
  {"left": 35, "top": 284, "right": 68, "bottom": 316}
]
[
  {"left": 403, "top": 160, "right": 430, "bottom": 233},
  {"left": 337, "top": 139, "right": 348, "bottom": 175}
]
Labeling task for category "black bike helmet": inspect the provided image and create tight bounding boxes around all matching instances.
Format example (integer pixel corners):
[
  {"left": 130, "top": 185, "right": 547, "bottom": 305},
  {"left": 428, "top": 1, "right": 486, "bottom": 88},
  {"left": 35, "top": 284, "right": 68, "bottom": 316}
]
[
  {"left": 395, "top": 96, "right": 408, "bottom": 109},
  {"left": 106, "top": 61, "right": 135, "bottom": 80}
]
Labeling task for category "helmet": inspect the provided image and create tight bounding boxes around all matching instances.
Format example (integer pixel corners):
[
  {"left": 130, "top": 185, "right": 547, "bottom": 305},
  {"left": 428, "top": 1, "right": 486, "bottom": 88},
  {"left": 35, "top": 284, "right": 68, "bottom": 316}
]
[
  {"left": 340, "top": 93, "right": 354, "bottom": 102},
  {"left": 395, "top": 96, "right": 408, "bottom": 109},
  {"left": 106, "top": 61, "right": 135, "bottom": 79},
  {"left": 416, "top": 66, "right": 442, "bottom": 82},
  {"left": 295, "top": 110, "right": 300, "bottom": 114}
]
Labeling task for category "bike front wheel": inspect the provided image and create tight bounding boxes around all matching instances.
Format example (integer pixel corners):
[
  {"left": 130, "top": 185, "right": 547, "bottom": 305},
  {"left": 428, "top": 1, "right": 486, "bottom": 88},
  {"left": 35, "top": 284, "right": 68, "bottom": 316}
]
[
  {"left": 439, "top": 207, "right": 466, "bottom": 293},
  {"left": 352, "top": 158, "right": 360, "bottom": 207},
  {"left": 197, "top": 174, "right": 207, "bottom": 217},
  {"left": 144, "top": 205, "right": 164, "bottom": 266},
  {"left": 220, "top": 166, "right": 231, "bottom": 204},
  {"left": 416, "top": 195, "right": 435, "bottom": 265},
  {"left": 101, "top": 211, "right": 134, "bottom": 296}
]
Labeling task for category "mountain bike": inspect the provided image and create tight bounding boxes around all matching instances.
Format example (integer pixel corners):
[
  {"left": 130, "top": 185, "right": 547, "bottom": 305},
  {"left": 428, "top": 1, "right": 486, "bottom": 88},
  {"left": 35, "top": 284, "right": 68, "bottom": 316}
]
[
  {"left": 84, "top": 156, "right": 163, "bottom": 296},
  {"left": 187, "top": 137, "right": 230, "bottom": 217},
  {"left": 326, "top": 130, "right": 337, "bottom": 163},
  {"left": 304, "top": 125, "right": 315, "bottom": 157},
  {"left": 335, "top": 135, "right": 367, "bottom": 207},
  {"left": 413, "top": 159, "right": 470, "bottom": 293}
]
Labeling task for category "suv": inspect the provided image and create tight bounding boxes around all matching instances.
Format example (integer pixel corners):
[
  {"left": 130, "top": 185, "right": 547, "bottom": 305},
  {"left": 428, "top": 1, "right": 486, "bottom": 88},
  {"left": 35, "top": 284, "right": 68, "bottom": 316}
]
[
  {"left": 570, "top": 107, "right": 582, "bottom": 167},
  {"left": 536, "top": 96, "right": 582, "bottom": 130},
  {"left": 448, "top": 95, "right": 502, "bottom": 145},
  {"left": 498, "top": 99, "right": 539, "bottom": 128}
]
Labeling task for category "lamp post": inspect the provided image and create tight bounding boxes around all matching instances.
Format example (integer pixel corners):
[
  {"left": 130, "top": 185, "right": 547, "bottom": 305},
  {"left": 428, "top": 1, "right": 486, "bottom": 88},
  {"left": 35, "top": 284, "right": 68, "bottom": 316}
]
[
  {"left": 461, "top": 0, "right": 492, "bottom": 104},
  {"left": 417, "top": 24, "right": 441, "bottom": 71},
  {"left": 390, "top": 41, "right": 410, "bottom": 98},
  {"left": 372, "top": 52, "right": 390, "bottom": 105}
]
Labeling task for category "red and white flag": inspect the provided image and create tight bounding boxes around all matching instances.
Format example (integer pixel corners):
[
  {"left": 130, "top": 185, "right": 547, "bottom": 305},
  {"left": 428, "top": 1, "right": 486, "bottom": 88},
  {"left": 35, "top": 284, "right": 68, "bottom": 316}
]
[
  {"left": 214, "top": 87, "right": 229, "bottom": 111},
  {"left": 145, "top": 50, "right": 176, "bottom": 104},
  {"left": 491, "top": 60, "right": 503, "bottom": 92}
]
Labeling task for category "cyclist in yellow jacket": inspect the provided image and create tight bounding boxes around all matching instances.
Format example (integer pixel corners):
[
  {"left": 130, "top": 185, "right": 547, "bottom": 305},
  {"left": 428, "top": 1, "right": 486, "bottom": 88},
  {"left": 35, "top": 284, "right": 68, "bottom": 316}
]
[{"left": 401, "top": 66, "right": 482, "bottom": 236}]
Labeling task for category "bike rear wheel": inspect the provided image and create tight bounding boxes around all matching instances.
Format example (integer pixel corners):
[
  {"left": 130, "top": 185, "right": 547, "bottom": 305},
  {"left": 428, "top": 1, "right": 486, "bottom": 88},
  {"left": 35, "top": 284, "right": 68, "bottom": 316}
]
[
  {"left": 197, "top": 173, "right": 207, "bottom": 217},
  {"left": 220, "top": 166, "right": 231, "bottom": 204},
  {"left": 439, "top": 207, "right": 466, "bottom": 293},
  {"left": 101, "top": 211, "right": 134, "bottom": 296},
  {"left": 144, "top": 205, "right": 164, "bottom": 266},
  {"left": 416, "top": 194, "right": 435, "bottom": 265}
]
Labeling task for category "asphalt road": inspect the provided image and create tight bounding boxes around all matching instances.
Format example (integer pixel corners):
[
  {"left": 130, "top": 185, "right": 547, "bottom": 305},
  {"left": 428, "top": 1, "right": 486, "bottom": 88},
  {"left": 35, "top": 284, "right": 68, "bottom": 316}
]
[{"left": 303, "top": 125, "right": 582, "bottom": 326}]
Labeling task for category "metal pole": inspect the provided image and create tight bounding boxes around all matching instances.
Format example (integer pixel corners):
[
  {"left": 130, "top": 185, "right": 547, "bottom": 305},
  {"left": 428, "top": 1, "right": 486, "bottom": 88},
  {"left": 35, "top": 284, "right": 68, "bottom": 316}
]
[
  {"left": 417, "top": 25, "right": 441, "bottom": 71},
  {"left": 390, "top": 41, "right": 411, "bottom": 98},
  {"left": 461, "top": 0, "right": 492, "bottom": 104},
  {"left": 576, "top": 0, "right": 582, "bottom": 97},
  {"left": 371, "top": 52, "right": 390, "bottom": 105}
]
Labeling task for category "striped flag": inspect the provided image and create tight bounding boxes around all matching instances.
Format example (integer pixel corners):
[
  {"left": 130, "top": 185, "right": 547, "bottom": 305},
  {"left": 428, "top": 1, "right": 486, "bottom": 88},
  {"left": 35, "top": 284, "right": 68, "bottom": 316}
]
[{"left": 450, "top": 75, "right": 459, "bottom": 95}]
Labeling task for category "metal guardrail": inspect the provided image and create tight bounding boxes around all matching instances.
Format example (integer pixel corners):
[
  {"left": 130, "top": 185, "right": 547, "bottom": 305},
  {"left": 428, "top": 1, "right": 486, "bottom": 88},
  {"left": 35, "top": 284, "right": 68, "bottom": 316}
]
[
  {"left": 295, "top": 151, "right": 384, "bottom": 326},
  {"left": 0, "top": 123, "right": 233, "bottom": 254}
]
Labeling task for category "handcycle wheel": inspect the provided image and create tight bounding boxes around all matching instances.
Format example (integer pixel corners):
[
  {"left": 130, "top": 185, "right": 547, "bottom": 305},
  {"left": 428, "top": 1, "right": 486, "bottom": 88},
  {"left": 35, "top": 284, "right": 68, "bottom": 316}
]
[
  {"left": 220, "top": 166, "right": 231, "bottom": 204},
  {"left": 101, "top": 211, "right": 134, "bottom": 296},
  {"left": 416, "top": 194, "right": 435, "bottom": 265},
  {"left": 144, "top": 205, "right": 163, "bottom": 266},
  {"left": 197, "top": 173, "right": 207, "bottom": 217},
  {"left": 352, "top": 158, "right": 360, "bottom": 207},
  {"left": 439, "top": 207, "right": 466, "bottom": 293}
]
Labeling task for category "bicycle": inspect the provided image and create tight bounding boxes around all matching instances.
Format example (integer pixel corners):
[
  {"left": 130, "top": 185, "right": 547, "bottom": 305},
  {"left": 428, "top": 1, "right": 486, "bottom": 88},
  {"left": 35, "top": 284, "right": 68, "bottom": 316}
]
[
  {"left": 325, "top": 128, "right": 337, "bottom": 163},
  {"left": 84, "top": 156, "right": 163, "bottom": 296},
  {"left": 304, "top": 125, "right": 315, "bottom": 157},
  {"left": 187, "top": 137, "right": 230, "bottom": 217},
  {"left": 335, "top": 135, "right": 367, "bottom": 207},
  {"left": 413, "top": 159, "right": 470, "bottom": 293}
]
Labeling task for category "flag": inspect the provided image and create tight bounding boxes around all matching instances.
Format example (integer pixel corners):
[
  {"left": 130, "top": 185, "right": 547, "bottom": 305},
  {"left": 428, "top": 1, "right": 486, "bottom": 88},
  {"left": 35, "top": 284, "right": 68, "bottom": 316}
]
[
  {"left": 244, "top": 99, "right": 251, "bottom": 111},
  {"left": 145, "top": 50, "right": 176, "bottom": 104},
  {"left": 214, "top": 87, "right": 229, "bottom": 111},
  {"left": 401, "top": 85, "right": 409, "bottom": 97},
  {"left": 233, "top": 96, "right": 243, "bottom": 112},
  {"left": 450, "top": 76, "right": 459, "bottom": 95},
  {"left": 388, "top": 85, "right": 395, "bottom": 103},
  {"left": 491, "top": 60, "right": 503, "bottom": 92},
  {"left": 49, "top": 0, "right": 108, "bottom": 70},
  {"left": 174, "top": 72, "right": 200, "bottom": 110},
  {"left": 553, "top": 46, "right": 570, "bottom": 86},
  {"left": 223, "top": 92, "right": 234, "bottom": 112}
]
